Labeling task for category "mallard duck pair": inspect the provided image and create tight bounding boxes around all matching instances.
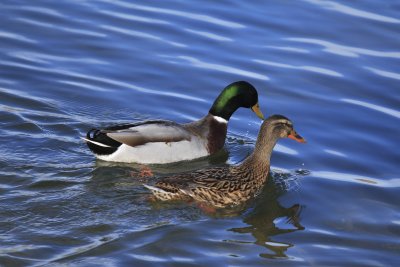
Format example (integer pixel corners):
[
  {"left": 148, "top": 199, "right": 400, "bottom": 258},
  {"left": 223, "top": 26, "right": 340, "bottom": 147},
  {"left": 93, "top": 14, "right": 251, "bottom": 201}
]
[{"left": 83, "top": 81, "right": 305, "bottom": 208}]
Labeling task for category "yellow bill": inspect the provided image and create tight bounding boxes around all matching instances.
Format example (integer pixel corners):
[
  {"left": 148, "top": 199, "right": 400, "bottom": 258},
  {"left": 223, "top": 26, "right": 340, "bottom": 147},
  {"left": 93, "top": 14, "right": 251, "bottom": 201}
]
[{"left": 251, "top": 103, "right": 265, "bottom": 120}]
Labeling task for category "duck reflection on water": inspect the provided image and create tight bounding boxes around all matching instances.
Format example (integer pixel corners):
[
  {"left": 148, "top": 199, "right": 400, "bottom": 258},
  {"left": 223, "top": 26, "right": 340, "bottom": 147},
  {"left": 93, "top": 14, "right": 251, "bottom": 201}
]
[{"left": 229, "top": 176, "right": 304, "bottom": 259}]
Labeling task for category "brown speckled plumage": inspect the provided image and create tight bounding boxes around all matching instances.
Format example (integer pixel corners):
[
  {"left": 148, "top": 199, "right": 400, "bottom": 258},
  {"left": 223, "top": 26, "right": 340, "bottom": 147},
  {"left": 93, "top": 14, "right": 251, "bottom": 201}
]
[{"left": 145, "top": 115, "right": 305, "bottom": 208}]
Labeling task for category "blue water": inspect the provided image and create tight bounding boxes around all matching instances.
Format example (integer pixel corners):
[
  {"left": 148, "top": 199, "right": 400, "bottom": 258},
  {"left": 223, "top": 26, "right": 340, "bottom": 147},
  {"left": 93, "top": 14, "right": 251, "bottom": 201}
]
[{"left": 1, "top": 0, "right": 399, "bottom": 266}]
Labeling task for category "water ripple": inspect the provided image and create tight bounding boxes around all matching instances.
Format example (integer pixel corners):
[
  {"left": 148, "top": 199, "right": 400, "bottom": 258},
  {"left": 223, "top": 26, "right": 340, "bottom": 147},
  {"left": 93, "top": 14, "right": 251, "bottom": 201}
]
[
  {"left": 0, "top": 87, "right": 59, "bottom": 112},
  {"left": 0, "top": 31, "right": 37, "bottom": 44},
  {"left": 99, "top": 10, "right": 171, "bottom": 25},
  {"left": 275, "top": 144, "right": 298, "bottom": 155},
  {"left": 17, "top": 18, "right": 106, "bottom": 38},
  {"left": 100, "top": 24, "right": 186, "bottom": 47},
  {"left": 10, "top": 51, "right": 108, "bottom": 65},
  {"left": 57, "top": 80, "right": 110, "bottom": 92},
  {"left": 101, "top": 0, "right": 245, "bottom": 29},
  {"left": 324, "top": 149, "right": 346, "bottom": 158},
  {"left": 287, "top": 38, "right": 400, "bottom": 58},
  {"left": 0, "top": 60, "right": 205, "bottom": 102},
  {"left": 364, "top": 67, "right": 400, "bottom": 81},
  {"left": 130, "top": 254, "right": 167, "bottom": 263},
  {"left": 43, "top": 234, "right": 121, "bottom": 265},
  {"left": 266, "top": 46, "right": 310, "bottom": 54},
  {"left": 173, "top": 56, "right": 269, "bottom": 80},
  {"left": 254, "top": 59, "right": 342, "bottom": 77},
  {"left": 304, "top": 0, "right": 400, "bottom": 24},
  {"left": 342, "top": 98, "right": 400, "bottom": 119},
  {"left": 185, "top": 29, "right": 232, "bottom": 42},
  {"left": 313, "top": 171, "right": 400, "bottom": 188},
  {"left": 16, "top": 5, "right": 66, "bottom": 18}
]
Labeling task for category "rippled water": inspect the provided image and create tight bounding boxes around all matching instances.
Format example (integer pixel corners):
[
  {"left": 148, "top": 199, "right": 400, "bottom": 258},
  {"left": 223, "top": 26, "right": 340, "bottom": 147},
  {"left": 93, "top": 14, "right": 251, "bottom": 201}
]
[{"left": 1, "top": 0, "right": 399, "bottom": 266}]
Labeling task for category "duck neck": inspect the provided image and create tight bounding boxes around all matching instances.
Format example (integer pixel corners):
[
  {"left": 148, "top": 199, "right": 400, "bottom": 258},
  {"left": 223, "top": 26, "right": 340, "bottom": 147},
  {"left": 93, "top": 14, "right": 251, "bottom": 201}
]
[{"left": 240, "top": 129, "right": 280, "bottom": 173}]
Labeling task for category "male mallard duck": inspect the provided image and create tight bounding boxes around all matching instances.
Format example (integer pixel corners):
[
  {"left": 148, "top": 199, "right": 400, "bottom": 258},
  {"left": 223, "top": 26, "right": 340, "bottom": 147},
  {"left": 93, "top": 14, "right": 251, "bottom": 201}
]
[
  {"left": 83, "top": 81, "right": 264, "bottom": 164},
  {"left": 144, "top": 115, "right": 305, "bottom": 208}
]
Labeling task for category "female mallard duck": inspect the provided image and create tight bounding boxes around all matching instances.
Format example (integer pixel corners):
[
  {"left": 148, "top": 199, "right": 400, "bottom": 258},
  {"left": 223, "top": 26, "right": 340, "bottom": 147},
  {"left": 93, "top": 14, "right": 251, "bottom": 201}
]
[
  {"left": 83, "top": 81, "right": 264, "bottom": 164},
  {"left": 144, "top": 115, "right": 305, "bottom": 208}
]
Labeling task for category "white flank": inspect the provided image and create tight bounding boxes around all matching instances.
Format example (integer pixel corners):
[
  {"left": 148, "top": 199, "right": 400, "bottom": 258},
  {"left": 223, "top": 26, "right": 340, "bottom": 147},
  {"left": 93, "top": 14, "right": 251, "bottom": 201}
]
[
  {"left": 213, "top": 115, "right": 228, "bottom": 124},
  {"left": 81, "top": 137, "right": 111, "bottom": 147},
  {"left": 96, "top": 137, "right": 208, "bottom": 164}
]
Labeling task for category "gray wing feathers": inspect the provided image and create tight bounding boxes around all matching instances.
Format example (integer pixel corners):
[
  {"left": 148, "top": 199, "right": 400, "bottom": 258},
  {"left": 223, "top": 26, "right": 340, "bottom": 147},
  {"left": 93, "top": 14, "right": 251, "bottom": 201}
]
[{"left": 105, "top": 123, "right": 192, "bottom": 147}]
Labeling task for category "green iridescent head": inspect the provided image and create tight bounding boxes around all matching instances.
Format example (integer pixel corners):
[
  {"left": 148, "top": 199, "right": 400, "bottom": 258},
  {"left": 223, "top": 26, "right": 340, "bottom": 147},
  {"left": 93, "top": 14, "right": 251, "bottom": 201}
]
[{"left": 209, "top": 81, "right": 264, "bottom": 121}]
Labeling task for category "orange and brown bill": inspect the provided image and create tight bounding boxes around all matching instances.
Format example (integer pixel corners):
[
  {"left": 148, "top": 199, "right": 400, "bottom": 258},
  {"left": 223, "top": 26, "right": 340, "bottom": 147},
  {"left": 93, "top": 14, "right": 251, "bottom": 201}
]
[{"left": 288, "top": 130, "right": 306, "bottom": 143}]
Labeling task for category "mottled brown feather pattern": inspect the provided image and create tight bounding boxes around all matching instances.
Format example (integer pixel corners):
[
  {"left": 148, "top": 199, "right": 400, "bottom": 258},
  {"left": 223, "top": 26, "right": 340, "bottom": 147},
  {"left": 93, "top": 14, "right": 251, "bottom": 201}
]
[{"left": 153, "top": 162, "right": 269, "bottom": 208}]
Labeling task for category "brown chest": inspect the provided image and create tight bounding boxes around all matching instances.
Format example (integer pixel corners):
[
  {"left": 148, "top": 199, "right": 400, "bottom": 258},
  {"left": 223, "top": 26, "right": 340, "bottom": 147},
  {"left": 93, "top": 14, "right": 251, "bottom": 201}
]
[{"left": 206, "top": 119, "right": 228, "bottom": 154}]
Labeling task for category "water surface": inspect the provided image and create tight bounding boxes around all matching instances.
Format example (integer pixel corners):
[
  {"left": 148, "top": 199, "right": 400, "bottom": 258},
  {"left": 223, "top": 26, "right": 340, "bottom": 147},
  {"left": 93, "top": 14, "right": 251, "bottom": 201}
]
[{"left": 1, "top": 0, "right": 399, "bottom": 266}]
